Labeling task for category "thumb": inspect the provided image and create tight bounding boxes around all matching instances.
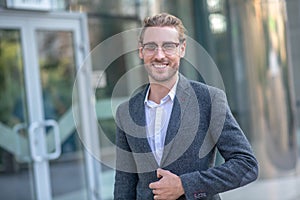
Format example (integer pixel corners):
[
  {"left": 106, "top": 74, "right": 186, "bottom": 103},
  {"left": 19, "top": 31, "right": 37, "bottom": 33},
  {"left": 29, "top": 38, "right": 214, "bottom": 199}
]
[{"left": 156, "top": 168, "right": 169, "bottom": 178}]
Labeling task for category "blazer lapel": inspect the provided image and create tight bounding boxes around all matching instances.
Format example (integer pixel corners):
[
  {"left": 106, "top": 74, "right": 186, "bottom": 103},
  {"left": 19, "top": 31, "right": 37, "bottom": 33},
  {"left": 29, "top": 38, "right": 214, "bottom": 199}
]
[
  {"left": 128, "top": 85, "right": 159, "bottom": 169},
  {"left": 128, "top": 85, "right": 152, "bottom": 154},
  {"left": 160, "top": 74, "right": 193, "bottom": 166}
]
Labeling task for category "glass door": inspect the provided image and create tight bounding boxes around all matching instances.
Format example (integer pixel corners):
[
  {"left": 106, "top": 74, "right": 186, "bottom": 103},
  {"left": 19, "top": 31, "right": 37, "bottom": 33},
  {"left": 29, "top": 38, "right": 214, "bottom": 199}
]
[
  {"left": 0, "top": 28, "right": 35, "bottom": 200},
  {"left": 0, "top": 11, "right": 101, "bottom": 200}
]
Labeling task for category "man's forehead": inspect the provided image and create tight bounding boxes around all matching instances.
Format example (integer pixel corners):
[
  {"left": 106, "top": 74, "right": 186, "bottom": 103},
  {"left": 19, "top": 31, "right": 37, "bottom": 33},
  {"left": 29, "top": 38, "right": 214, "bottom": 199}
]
[
  {"left": 143, "top": 26, "right": 179, "bottom": 42},
  {"left": 144, "top": 26, "right": 178, "bottom": 34}
]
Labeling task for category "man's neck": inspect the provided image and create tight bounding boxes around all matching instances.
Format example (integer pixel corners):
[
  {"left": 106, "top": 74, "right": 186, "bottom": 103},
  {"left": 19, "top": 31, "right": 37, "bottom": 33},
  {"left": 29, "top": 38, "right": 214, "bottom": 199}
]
[{"left": 148, "top": 75, "right": 178, "bottom": 104}]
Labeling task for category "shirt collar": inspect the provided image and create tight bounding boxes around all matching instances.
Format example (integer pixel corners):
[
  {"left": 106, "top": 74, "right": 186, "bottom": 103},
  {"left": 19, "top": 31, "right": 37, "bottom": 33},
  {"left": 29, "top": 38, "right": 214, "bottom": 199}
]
[{"left": 144, "top": 75, "right": 179, "bottom": 105}]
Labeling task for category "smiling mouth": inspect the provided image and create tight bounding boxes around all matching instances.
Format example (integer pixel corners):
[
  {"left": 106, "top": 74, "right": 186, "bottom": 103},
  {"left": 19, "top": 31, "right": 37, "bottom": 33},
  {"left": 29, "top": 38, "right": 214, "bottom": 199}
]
[{"left": 152, "top": 63, "right": 168, "bottom": 69}]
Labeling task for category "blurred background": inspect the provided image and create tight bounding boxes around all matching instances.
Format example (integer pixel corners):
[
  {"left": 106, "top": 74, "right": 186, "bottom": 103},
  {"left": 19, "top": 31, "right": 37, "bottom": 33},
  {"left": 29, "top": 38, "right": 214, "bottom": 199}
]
[{"left": 0, "top": 0, "right": 299, "bottom": 199}]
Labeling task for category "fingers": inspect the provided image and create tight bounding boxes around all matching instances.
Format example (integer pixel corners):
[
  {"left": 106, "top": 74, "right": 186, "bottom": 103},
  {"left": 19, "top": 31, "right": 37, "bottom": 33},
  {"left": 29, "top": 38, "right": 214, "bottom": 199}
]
[
  {"left": 152, "top": 189, "right": 160, "bottom": 195},
  {"left": 152, "top": 188, "right": 162, "bottom": 200},
  {"left": 150, "top": 168, "right": 167, "bottom": 189},
  {"left": 150, "top": 169, "right": 183, "bottom": 200},
  {"left": 156, "top": 168, "right": 170, "bottom": 178},
  {"left": 157, "top": 168, "right": 163, "bottom": 178},
  {"left": 153, "top": 195, "right": 160, "bottom": 200},
  {"left": 150, "top": 168, "right": 172, "bottom": 189},
  {"left": 153, "top": 191, "right": 164, "bottom": 200},
  {"left": 149, "top": 181, "right": 159, "bottom": 189}
]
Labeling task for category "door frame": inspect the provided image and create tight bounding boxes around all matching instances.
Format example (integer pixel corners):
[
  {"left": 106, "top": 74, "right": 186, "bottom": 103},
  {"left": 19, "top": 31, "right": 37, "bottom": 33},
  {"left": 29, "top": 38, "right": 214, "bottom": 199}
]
[{"left": 0, "top": 10, "right": 101, "bottom": 200}]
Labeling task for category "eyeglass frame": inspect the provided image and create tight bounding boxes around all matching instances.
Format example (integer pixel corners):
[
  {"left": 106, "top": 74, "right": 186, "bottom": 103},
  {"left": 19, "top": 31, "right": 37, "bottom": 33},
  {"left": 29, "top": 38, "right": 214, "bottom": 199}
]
[{"left": 141, "top": 42, "right": 182, "bottom": 56}]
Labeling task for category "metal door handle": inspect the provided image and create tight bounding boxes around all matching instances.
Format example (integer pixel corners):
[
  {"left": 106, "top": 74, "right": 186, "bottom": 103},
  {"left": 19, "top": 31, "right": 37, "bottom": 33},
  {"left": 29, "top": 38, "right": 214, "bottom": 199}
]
[{"left": 29, "top": 120, "right": 61, "bottom": 162}]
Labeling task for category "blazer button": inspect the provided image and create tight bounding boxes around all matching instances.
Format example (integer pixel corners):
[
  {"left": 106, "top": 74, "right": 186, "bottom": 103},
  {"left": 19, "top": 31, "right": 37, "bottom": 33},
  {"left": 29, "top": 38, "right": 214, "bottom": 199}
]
[{"left": 194, "top": 192, "right": 207, "bottom": 199}]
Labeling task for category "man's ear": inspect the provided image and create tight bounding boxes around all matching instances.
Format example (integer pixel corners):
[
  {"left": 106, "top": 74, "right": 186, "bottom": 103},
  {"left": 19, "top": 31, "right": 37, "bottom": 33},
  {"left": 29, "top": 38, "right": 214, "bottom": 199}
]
[
  {"left": 138, "top": 43, "right": 144, "bottom": 59},
  {"left": 179, "top": 41, "right": 186, "bottom": 58}
]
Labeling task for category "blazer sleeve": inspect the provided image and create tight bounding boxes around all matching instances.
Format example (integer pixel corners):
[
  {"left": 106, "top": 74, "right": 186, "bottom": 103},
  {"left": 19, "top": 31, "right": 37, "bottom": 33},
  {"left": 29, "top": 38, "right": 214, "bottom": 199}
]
[
  {"left": 113, "top": 105, "right": 138, "bottom": 200},
  {"left": 180, "top": 88, "right": 259, "bottom": 199}
]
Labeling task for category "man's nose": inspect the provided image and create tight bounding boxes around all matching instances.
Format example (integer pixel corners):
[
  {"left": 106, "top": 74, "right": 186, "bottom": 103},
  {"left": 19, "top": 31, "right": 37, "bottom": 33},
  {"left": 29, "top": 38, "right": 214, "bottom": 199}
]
[{"left": 154, "top": 47, "right": 166, "bottom": 59}]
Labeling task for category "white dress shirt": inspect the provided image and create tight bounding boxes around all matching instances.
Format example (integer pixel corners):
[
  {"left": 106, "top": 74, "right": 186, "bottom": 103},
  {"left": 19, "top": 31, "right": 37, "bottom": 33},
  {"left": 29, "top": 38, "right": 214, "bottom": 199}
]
[{"left": 144, "top": 77, "right": 178, "bottom": 165}]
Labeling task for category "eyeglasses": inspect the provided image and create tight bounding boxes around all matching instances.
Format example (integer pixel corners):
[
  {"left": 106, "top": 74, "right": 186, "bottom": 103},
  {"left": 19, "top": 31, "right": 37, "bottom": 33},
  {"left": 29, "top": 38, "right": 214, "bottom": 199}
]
[{"left": 142, "top": 42, "right": 180, "bottom": 56}]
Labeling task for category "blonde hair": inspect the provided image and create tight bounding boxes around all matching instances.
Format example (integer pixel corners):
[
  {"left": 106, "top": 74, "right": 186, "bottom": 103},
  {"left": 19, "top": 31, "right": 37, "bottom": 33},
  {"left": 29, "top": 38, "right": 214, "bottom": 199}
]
[{"left": 139, "top": 13, "right": 187, "bottom": 44}]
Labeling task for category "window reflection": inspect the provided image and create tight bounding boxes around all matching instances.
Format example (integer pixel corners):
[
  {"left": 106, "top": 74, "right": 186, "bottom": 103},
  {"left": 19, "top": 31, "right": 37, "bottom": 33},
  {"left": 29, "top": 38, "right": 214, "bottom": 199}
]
[
  {"left": 228, "top": 0, "right": 297, "bottom": 177},
  {"left": 37, "top": 31, "right": 75, "bottom": 120},
  {"left": 0, "top": 29, "right": 34, "bottom": 199},
  {"left": 0, "top": 30, "right": 27, "bottom": 126},
  {"left": 36, "top": 30, "right": 79, "bottom": 155}
]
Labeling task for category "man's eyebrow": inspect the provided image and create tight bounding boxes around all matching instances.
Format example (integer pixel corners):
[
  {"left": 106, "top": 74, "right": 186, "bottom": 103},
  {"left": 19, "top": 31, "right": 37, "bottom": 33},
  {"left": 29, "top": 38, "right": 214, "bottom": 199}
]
[
  {"left": 143, "top": 42, "right": 157, "bottom": 45},
  {"left": 143, "top": 41, "right": 178, "bottom": 45}
]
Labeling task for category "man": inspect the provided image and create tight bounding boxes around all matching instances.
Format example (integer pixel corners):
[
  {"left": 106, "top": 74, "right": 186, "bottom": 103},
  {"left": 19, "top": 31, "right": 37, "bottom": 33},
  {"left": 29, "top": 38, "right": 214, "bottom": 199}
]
[{"left": 114, "top": 13, "right": 258, "bottom": 200}]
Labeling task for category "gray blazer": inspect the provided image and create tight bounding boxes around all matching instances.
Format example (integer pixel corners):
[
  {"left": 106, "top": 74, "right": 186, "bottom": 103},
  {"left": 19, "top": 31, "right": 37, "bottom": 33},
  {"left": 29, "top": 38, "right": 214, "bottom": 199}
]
[{"left": 114, "top": 74, "right": 258, "bottom": 200}]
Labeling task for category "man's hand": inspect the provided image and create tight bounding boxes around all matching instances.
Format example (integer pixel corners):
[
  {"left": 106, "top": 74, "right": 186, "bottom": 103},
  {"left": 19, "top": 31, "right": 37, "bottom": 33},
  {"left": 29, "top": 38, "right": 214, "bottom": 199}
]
[{"left": 149, "top": 168, "right": 185, "bottom": 200}]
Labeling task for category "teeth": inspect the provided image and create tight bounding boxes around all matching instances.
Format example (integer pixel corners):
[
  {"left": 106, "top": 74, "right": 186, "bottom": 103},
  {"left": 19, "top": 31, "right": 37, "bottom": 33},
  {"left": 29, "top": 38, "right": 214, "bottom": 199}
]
[{"left": 153, "top": 64, "right": 167, "bottom": 68}]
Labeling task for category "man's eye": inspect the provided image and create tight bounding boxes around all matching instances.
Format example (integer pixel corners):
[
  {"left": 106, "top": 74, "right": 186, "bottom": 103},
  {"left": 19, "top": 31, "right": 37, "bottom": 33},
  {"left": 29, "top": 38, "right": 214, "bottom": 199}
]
[
  {"left": 163, "top": 44, "right": 176, "bottom": 49},
  {"left": 145, "top": 45, "right": 157, "bottom": 50}
]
